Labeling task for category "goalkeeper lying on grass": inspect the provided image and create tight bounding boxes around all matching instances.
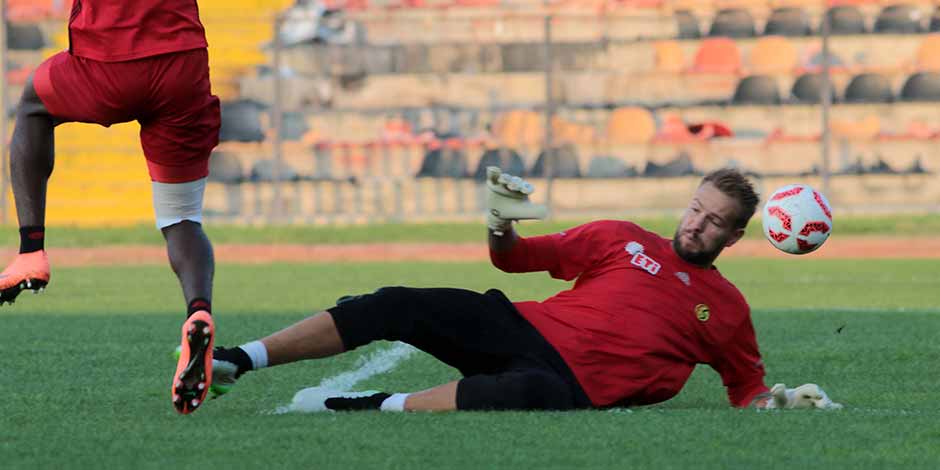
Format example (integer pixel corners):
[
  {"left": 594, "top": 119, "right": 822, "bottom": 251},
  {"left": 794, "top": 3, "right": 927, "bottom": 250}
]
[{"left": 207, "top": 167, "right": 840, "bottom": 412}]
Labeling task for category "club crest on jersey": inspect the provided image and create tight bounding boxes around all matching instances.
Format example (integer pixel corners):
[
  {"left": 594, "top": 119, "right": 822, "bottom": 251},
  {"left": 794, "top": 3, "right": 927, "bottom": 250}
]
[
  {"left": 630, "top": 252, "right": 661, "bottom": 275},
  {"left": 695, "top": 304, "right": 710, "bottom": 322}
]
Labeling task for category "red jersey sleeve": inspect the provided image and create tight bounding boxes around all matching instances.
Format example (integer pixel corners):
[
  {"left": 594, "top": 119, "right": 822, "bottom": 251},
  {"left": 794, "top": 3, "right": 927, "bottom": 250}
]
[
  {"left": 490, "top": 221, "right": 615, "bottom": 281},
  {"left": 709, "top": 313, "right": 769, "bottom": 408}
]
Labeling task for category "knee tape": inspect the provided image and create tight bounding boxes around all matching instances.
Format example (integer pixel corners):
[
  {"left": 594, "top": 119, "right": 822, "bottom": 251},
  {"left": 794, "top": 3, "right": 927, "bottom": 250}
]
[{"left": 152, "top": 177, "right": 207, "bottom": 229}]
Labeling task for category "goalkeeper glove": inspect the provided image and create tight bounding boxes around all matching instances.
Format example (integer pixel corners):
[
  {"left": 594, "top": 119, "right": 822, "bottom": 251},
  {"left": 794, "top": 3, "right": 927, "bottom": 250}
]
[
  {"left": 762, "top": 383, "right": 843, "bottom": 410},
  {"left": 485, "top": 166, "right": 547, "bottom": 236}
]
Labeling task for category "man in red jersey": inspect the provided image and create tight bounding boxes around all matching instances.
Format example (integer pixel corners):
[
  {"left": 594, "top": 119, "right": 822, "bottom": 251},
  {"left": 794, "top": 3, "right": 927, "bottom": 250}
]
[
  {"left": 207, "top": 167, "right": 840, "bottom": 412},
  {"left": 0, "top": 1, "right": 219, "bottom": 414}
]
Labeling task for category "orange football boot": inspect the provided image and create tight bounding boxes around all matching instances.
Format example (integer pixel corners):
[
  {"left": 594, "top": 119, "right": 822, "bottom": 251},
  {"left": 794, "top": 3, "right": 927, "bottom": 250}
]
[
  {"left": 0, "top": 250, "right": 50, "bottom": 305},
  {"left": 172, "top": 310, "right": 214, "bottom": 414}
]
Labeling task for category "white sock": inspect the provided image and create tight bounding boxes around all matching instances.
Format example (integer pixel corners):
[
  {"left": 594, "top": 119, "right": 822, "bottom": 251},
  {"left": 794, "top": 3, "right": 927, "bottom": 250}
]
[
  {"left": 240, "top": 340, "right": 269, "bottom": 370},
  {"left": 380, "top": 393, "right": 410, "bottom": 412}
]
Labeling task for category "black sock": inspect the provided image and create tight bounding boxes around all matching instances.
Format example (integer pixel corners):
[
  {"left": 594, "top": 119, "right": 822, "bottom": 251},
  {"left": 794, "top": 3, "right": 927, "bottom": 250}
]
[
  {"left": 214, "top": 346, "right": 253, "bottom": 378},
  {"left": 187, "top": 298, "right": 211, "bottom": 316},
  {"left": 19, "top": 226, "right": 45, "bottom": 254}
]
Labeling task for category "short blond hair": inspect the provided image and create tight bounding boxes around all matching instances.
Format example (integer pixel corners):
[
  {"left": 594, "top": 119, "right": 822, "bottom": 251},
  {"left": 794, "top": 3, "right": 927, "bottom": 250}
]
[{"left": 701, "top": 168, "right": 759, "bottom": 229}]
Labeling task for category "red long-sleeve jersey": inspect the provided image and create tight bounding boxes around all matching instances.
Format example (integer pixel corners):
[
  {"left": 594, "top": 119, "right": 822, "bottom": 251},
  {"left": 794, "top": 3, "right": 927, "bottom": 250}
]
[
  {"left": 491, "top": 220, "right": 769, "bottom": 408},
  {"left": 68, "top": 0, "right": 208, "bottom": 62}
]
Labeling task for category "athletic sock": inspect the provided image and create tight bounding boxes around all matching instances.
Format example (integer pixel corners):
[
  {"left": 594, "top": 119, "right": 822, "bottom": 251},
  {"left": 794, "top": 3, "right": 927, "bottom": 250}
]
[
  {"left": 187, "top": 298, "right": 211, "bottom": 316},
  {"left": 213, "top": 346, "right": 253, "bottom": 378},
  {"left": 239, "top": 340, "right": 268, "bottom": 370},
  {"left": 18, "top": 226, "right": 45, "bottom": 254},
  {"left": 380, "top": 393, "right": 410, "bottom": 412}
]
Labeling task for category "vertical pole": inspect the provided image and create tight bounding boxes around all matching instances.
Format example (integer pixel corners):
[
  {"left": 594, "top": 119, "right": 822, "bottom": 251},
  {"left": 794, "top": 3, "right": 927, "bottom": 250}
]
[
  {"left": 0, "top": 0, "right": 8, "bottom": 224},
  {"left": 543, "top": 12, "right": 554, "bottom": 216},
  {"left": 820, "top": 8, "right": 832, "bottom": 198},
  {"left": 272, "top": 14, "right": 284, "bottom": 221}
]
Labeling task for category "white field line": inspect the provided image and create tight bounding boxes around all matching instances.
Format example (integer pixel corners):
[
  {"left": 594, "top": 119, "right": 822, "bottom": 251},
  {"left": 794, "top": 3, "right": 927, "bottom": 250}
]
[{"left": 274, "top": 342, "right": 418, "bottom": 414}]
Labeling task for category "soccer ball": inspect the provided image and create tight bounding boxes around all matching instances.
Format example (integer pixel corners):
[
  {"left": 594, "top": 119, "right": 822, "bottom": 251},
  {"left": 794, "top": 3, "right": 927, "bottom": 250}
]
[{"left": 761, "top": 184, "right": 833, "bottom": 255}]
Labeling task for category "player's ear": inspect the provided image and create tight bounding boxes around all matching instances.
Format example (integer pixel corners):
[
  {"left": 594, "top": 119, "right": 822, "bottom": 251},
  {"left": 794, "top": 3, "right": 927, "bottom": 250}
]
[{"left": 724, "top": 227, "right": 746, "bottom": 247}]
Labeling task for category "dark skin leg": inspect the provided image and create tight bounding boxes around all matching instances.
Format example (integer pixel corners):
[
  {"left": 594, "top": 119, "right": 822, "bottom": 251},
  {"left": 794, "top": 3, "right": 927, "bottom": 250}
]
[
  {"left": 10, "top": 77, "right": 58, "bottom": 227},
  {"left": 161, "top": 220, "right": 214, "bottom": 312},
  {"left": 13, "top": 77, "right": 214, "bottom": 312}
]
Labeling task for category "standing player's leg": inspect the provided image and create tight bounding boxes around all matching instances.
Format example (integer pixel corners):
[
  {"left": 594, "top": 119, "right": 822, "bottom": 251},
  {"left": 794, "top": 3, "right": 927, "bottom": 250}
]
[
  {"left": 140, "top": 48, "right": 221, "bottom": 414},
  {"left": 0, "top": 76, "right": 57, "bottom": 303}
]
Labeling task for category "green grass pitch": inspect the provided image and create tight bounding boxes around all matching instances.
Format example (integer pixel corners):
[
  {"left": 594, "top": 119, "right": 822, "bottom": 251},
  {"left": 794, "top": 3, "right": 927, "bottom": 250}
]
[{"left": 2, "top": 259, "right": 939, "bottom": 468}]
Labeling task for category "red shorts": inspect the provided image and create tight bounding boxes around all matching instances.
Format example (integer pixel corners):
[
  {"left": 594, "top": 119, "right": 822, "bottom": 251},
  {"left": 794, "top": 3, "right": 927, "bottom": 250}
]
[{"left": 33, "top": 49, "right": 221, "bottom": 183}]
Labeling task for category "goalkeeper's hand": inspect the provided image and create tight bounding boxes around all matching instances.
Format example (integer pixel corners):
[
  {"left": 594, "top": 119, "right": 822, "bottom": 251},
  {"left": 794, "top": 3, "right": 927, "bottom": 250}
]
[
  {"left": 760, "top": 383, "right": 843, "bottom": 410},
  {"left": 486, "top": 166, "right": 547, "bottom": 236}
]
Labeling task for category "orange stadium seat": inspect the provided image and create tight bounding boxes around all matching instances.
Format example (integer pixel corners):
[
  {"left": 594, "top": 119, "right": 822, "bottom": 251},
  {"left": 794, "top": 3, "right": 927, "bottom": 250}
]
[
  {"left": 914, "top": 35, "right": 940, "bottom": 72},
  {"left": 691, "top": 38, "right": 742, "bottom": 74},
  {"left": 606, "top": 107, "right": 656, "bottom": 144},
  {"left": 492, "top": 110, "right": 542, "bottom": 148},
  {"left": 654, "top": 113, "right": 696, "bottom": 142},
  {"left": 654, "top": 40, "right": 686, "bottom": 73},
  {"left": 749, "top": 36, "right": 799, "bottom": 74}
]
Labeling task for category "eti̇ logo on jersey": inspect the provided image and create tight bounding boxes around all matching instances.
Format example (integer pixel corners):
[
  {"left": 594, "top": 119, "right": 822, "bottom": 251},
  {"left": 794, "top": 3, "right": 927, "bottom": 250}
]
[
  {"left": 694, "top": 304, "right": 710, "bottom": 322},
  {"left": 625, "top": 241, "right": 661, "bottom": 275}
]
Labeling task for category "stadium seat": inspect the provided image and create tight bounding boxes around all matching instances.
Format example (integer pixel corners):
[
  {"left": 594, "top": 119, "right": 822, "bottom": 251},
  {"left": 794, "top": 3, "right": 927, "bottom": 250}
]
[
  {"left": 6, "top": 22, "right": 45, "bottom": 50},
  {"left": 281, "top": 112, "right": 310, "bottom": 141},
  {"left": 797, "top": 44, "right": 848, "bottom": 74},
  {"left": 586, "top": 156, "right": 638, "bottom": 178},
  {"left": 930, "top": 7, "right": 940, "bottom": 32},
  {"left": 764, "top": 7, "right": 813, "bottom": 36},
  {"left": 492, "top": 110, "right": 542, "bottom": 148},
  {"left": 708, "top": 9, "right": 757, "bottom": 38},
  {"left": 900, "top": 72, "right": 940, "bottom": 101},
  {"left": 844, "top": 73, "right": 894, "bottom": 103},
  {"left": 654, "top": 40, "right": 685, "bottom": 73},
  {"left": 530, "top": 144, "right": 581, "bottom": 178},
  {"left": 655, "top": 114, "right": 696, "bottom": 141},
  {"left": 220, "top": 100, "right": 266, "bottom": 142},
  {"left": 606, "top": 107, "right": 656, "bottom": 145},
  {"left": 749, "top": 36, "right": 799, "bottom": 74},
  {"left": 473, "top": 148, "right": 526, "bottom": 180},
  {"left": 826, "top": 6, "right": 868, "bottom": 35},
  {"left": 791, "top": 73, "right": 838, "bottom": 103},
  {"left": 250, "top": 159, "right": 300, "bottom": 182},
  {"left": 874, "top": 5, "right": 925, "bottom": 34},
  {"left": 691, "top": 38, "right": 743, "bottom": 74},
  {"left": 732, "top": 75, "right": 782, "bottom": 105},
  {"left": 208, "top": 150, "right": 246, "bottom": 184},
  {"left": 675, "top": 10, "right": 702, "bottom": 39},
  {"left": 417, "top": 146, "right": 468, "bottom": 178},
  {"left": 643, "top": 152, "right": 699, "bottom": 177},
  {"left": 914, "top": 35, "right": 940, "bottom": 71}
]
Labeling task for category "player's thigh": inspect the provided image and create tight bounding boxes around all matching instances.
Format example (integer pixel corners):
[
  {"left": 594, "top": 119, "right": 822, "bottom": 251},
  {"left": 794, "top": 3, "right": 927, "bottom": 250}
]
[
  {"left": 139, "top": 49, "right": 220, "bottom": 184},
  {"left": 457, "top": 369, "right": 583, "bottom": 411},
  {"left": 31, "top": 51, "right": 136, "bottom": 125}
]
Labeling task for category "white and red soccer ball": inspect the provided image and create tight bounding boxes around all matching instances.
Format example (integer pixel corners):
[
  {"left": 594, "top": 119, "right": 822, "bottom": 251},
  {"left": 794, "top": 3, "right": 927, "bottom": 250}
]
[{"left": 761, "top": 184, "right": 833, "bottom": 255}]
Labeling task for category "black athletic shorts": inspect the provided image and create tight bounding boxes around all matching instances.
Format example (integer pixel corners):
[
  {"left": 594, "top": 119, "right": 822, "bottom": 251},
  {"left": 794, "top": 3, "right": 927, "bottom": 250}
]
[{"left": 327, "top": 286, "right": 592, "bottom": 411}]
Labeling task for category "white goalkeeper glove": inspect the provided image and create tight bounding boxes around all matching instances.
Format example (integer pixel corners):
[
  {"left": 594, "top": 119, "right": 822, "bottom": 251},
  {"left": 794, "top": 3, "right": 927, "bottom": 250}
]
[
  {"left": 485, "top": 166, "right": 547, "bottom": 236},
  {"left": 762, "top": 383, "right": 843, "bottom": 410}
]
